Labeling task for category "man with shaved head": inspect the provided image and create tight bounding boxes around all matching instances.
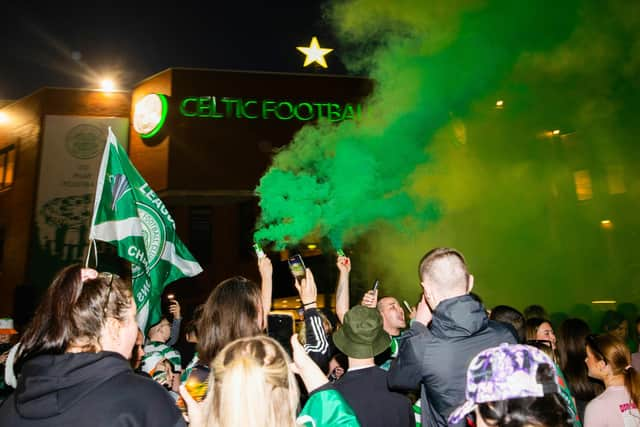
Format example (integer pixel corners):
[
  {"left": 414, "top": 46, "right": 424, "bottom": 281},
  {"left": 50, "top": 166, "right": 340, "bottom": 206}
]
[{"left": 388, "top": 248, "right": 516, "bottom": 427}]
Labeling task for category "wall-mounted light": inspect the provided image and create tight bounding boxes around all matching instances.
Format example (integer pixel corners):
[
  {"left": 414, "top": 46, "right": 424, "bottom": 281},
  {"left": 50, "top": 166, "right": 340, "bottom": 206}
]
[{"left": 133, "top": 93, "right": 168, "bottom": 139}]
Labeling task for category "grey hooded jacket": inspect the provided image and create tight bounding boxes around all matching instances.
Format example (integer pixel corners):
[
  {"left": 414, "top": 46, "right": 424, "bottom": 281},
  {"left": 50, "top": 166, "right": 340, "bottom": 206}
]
[{"left": 388, "top": 294, "right": 517, "bottom": 427}]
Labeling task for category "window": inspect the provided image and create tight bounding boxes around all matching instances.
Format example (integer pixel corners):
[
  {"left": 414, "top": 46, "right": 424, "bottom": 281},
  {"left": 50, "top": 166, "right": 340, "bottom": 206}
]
[{"left": 0, "top": 144, "right": 16, "bottom": 190}]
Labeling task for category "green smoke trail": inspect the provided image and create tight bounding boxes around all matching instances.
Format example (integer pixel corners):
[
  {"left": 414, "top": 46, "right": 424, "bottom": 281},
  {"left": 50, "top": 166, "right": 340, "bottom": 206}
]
[
  {"left": 355, "top": 0, "right": 640, "bottom": 321},
  {"left": 255, "top": 0, "right": 579, "bottom": 251}
]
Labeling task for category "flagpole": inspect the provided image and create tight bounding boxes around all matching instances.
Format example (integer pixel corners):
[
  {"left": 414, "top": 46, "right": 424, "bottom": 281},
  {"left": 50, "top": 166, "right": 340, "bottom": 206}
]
[
  {"left": 83, "top": 239, "right": 98, "bottom": 268},
  {"left": 85, "top": 127, "right": 114, "bottom": 269}
]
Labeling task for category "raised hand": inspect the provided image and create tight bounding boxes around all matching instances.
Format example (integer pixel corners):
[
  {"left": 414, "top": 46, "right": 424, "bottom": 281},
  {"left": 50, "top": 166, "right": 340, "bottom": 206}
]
[
  {"left": 257, "top": 255, "right": 273, "bottom": 280},
  {"left": 336, "top": 255, "right": 351, "bottom": 275},
  {"left": 168, "top": 299, "right": 181, "bottom": 320},
  {"left": 295, "top": 268, "right": 318, "bottom": 307},
  {"left": 361, "top": 289, "right": 378, "bottom": 308},
  {"left": 415, "top": 294, "right": 433, "bottom": 326}
]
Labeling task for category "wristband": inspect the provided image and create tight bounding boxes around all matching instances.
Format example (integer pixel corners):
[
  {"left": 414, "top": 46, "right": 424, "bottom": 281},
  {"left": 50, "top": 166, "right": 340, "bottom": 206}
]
[{"left": 302, "top": 301, "right": 316, "bottom": 307}]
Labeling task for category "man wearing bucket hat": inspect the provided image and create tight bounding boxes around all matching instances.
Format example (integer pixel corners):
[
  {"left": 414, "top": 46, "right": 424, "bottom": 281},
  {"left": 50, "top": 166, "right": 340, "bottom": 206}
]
[
  {"left": 448, "top": 343, "right": 573, "bottom": 426},
  {"left": 317, "top": 305, "right": 415, "bottom": 426},
  {"left": 388, "top": 248, "right": 517, "bottom": 427}
]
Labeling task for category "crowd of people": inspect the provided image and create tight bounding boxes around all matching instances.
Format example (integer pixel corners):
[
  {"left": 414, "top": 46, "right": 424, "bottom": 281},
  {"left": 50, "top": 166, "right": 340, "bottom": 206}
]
[{"left": 0, "top": 247, "right": 639, "bottom": 427}]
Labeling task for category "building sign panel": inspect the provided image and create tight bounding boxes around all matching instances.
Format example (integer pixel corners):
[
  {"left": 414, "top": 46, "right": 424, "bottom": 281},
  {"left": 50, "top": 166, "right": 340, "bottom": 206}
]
[{"left": 30, "top": 116, "right": 129, "bottom": 287}]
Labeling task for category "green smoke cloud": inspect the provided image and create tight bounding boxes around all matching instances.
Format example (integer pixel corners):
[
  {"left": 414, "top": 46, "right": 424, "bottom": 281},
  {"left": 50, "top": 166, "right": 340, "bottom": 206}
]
[
  {"left": 256, "top": 0, "right": 577, "bottom": 249},
  {"left": 256, "top": 0, "right": 640, "bottom": 322}
]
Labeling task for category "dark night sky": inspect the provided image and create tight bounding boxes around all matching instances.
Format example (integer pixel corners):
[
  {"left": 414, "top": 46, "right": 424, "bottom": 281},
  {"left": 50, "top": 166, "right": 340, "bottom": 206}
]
[{"left": 0, "top": 1, "right": 348, "bottom": 100}]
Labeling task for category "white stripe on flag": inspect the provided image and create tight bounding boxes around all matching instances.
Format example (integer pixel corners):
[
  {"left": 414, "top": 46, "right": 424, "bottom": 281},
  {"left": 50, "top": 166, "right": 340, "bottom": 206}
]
[
  {"left": 161, "top": 241, "right": 204, "bottom": 276},
  {"left": 92, "top": 217, "right": 144, "bottom": 241}
]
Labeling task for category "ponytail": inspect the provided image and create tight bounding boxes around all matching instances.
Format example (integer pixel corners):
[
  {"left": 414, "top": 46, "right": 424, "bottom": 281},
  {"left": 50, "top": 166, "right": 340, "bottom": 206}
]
[
  {"left": 16, "top": 265, "right": 84, "bottom": 370},
  {"left": 16, "top": 264, "right": 132, "bottom": 372},
  {"left": 624, "top": 365, "right": 640, "bottom": 408},
  {"left": 591, "top": 334, "right": 640, "bottom": 408}
]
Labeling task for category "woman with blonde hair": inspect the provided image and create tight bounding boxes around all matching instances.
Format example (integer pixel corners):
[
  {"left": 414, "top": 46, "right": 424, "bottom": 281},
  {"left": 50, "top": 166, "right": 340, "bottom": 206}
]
[
  {"left": 584, "top": 334, "right": 640, "bottom": 426},
  {"left": 0, "top": 264, "right": 183, "bottom": 427},
  {"left": 201, "top": 335, "right": 299, "bottom": 427},
  {"left": 181, "top": 335, "right": 359, "bottom": 427}
]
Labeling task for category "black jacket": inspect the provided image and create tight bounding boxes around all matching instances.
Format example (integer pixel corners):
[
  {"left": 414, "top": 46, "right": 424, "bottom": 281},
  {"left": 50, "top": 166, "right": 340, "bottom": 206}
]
[
  {"left": 388, "top": 294, "right": 517, "bottom": 427},
  {"left": 0, "top": 351, "right": 185, "bottom": 427}
]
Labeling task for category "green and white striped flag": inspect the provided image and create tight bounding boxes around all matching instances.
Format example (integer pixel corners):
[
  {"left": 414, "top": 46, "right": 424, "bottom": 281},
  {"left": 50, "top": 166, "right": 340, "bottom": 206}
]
[{"left": 89, "top": 128, "right": 202, "bottom": 331}]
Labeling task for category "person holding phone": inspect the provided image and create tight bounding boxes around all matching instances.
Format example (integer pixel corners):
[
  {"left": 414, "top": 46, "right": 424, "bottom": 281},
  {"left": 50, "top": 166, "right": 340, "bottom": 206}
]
[
  {"left": 142, "top": 295, "right": 184, "bottom": 383},
  {"left": 178, "top": 335, "right": 360, "bottom": 427},
  {"left": 143, "top": 302, "right": 184, "bottom": 381},
  {"left": 292, "top": 263, "right": 331, "bottom": 373},
  {"left": 177, "top": 252, "right": 273, "bottom": 413},
  {"left": 360, "top": 280, "right": 409, "bottom": 369}
]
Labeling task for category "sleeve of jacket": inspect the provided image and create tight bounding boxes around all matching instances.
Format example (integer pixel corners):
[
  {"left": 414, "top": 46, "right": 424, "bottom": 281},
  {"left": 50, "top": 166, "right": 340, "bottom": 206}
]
[
  {"left": 303, "top": 308, "right": 331, "bottom": 372},
  {"left": 387, "top": 321, "right": 428, "bottom": 391},
  {"left": 166, "top": 318, "right": 182, "bottom": 347}
]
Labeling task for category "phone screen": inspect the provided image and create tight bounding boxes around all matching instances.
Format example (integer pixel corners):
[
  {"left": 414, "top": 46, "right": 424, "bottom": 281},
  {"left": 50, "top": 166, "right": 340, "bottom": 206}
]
[
  {"left": 267, "top": 313, "right": 294, "bottom": 356},
  {"left": 288, "top": 254, "right": 306, "bottom": 280}
]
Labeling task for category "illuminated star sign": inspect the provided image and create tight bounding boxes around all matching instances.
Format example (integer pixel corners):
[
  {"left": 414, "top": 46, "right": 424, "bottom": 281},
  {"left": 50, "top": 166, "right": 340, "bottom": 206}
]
[{"left": 296, "top": 37, "right": 333, "bottom": 68}]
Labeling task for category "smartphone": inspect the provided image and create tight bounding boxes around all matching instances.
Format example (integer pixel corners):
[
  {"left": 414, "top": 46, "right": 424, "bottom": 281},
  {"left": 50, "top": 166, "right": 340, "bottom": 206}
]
[
  {"left": 268, "top": 313, "right": 294, "bottom": 356},
  {"left": 372, "top": 279, "right": 380, "bottom": 291},
  {"left": 288, "top": 254, "right": 306, "bottom": 281}
]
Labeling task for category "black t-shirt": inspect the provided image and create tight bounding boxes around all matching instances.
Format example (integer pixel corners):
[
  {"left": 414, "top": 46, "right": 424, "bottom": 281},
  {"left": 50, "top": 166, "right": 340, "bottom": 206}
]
[{"left": 320, "top": 366, "right": 415, "bottom": 427}]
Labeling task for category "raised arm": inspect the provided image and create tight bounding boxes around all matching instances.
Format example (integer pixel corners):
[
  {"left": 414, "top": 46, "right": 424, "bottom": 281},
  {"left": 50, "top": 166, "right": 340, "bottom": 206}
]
[
  {"left": 167, "top": 299, "right": 182, "bottom": 346},
  {"left": 296, "top": 268, "right": 330, "bottom": 371},
  {"left": 257, "top": 255, "right": 273, "bottom": 329},
  {"left": 335, "top": 255, "right": 351, "bottom": 324},
  {"left": 291, "top": 333, "right": 330, "bottom": 393}
]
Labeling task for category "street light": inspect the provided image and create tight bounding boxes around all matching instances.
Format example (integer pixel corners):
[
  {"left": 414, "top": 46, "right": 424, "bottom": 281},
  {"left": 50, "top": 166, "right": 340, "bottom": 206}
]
[{"left": 100, "top": 78, "right": 115, "bottom": 92}]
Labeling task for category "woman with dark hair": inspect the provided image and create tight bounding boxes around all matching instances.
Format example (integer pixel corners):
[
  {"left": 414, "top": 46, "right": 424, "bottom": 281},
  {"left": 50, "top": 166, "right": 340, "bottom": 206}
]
[
  {"left": 0, "top": 264, "right": 184, "bottom": 427},
  {"left": 584, "top": 334, "right": 640, "bottom": 426},
  {"left": 526, "top": 317, "right": 557, "bottom": 352},
  {"left": 601, "top": 310, "right": 634, "bottom": 352},
  {"left": 197, "top": 256, "right": 272, "bottom": 365},
  {"left": 177, "top": 257, "right": 272, "bottom": 413},
  {"left": 557, "top": 319, "right": 604, "bottom": 420}
]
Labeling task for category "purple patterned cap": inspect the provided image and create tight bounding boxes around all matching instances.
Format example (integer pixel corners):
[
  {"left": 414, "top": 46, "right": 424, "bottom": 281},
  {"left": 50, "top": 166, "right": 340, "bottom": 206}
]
[{"left": 448, "top": 343, "right": 560, "bottom": 424}]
